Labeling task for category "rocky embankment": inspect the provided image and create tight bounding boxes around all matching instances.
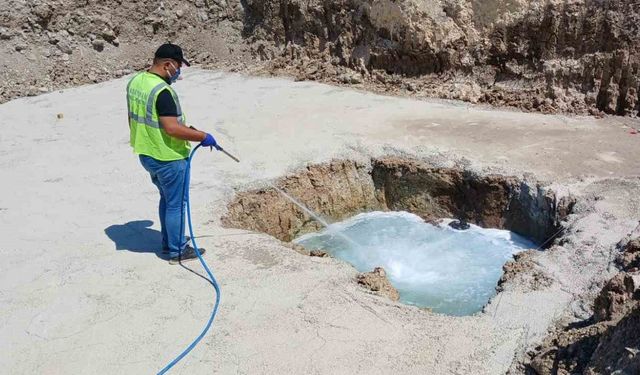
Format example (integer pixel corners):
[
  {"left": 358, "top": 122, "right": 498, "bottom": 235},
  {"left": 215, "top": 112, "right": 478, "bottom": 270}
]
[
  {"left": 244, "top": 0, "right": 640, "bottom": 116},
  {"left": 0, "top": 0, "right": 250, "bottom": 102},
  {"left": 2, "top": 0, "right": 639, "bottom": 116},
  {"left": 527, "top": 236, "right": 640, "bottom": 374}
]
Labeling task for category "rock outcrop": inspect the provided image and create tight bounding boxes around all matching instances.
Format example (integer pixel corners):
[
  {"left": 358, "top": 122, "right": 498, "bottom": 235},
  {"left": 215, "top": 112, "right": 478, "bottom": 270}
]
[
  {"left": 498, "top": 250, "right": 553, "bottom": 292},
  {"left": 618, "top": 238, "right": 640, "bottom": 271},
  {"left": 585, "top": 305, "right": 640, "bottom": 375},
  {"left": 527, "top": 238, "right": 640, "bottom": 375},
  {"left": 593, "top": 272, "right": 640, "bottom": 322},
  {"left": 356, "top": 267, "right": 400, "bottom": 301}
]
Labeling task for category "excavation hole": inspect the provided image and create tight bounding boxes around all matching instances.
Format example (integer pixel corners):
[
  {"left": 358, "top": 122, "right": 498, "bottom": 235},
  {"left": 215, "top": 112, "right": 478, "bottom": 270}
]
[{"left": 222, "top": 157, "right": 575, "bottom": 315}]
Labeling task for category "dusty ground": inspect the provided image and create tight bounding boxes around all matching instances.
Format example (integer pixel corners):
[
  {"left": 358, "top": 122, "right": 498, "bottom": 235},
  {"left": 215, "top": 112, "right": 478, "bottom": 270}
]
[{"left": 0, "top": 69, "right": 639, "bottom": 374}]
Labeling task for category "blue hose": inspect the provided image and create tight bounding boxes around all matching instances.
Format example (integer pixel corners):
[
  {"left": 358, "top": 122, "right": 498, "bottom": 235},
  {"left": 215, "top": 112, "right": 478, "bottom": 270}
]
[{"left": 157, "top": 144, "right": 221, "bottom": 374}]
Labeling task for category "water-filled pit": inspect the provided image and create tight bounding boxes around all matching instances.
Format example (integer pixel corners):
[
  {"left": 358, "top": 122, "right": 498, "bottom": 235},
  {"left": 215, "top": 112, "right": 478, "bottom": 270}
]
[
  {"left": 295, "top": 211, "right": 536, "bottom": 315},
  {"left": 222, "top": 157, "right": 574, "bottom": 316}
]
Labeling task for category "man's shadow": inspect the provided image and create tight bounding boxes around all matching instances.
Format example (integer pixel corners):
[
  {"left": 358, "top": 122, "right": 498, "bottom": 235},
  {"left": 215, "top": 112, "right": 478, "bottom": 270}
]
[
  {"left": 106, "top": 220, "right": 215, "bottom": 285},
  {"left": 104, "top": 220, "right": 166, "bottom": 259}
]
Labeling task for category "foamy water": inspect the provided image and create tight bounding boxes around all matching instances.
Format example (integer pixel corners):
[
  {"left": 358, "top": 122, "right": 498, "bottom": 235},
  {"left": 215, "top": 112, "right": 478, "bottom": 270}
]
[{"left": 294, "top": 211, "right": 535, "bottom": 316}]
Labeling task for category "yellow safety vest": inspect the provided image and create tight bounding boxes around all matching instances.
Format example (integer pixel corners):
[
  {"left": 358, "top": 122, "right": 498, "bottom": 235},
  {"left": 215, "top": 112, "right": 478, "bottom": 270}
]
[{"left": 127, "top": 72, "right": 190, "bottom": 161}]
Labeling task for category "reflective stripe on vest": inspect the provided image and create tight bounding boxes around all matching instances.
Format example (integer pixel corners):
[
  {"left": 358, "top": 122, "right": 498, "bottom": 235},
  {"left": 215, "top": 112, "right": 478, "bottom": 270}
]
[
  {"left": 127, "top": 76, "right": 185, "bottom": 128},
  {"left": 127, "top": 72, "right": 190, "bottom": 161}
]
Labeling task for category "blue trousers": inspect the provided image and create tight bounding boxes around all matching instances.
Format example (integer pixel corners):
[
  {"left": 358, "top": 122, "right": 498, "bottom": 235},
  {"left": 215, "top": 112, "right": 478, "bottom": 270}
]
[{"left": 139, "top": 155, "right": 188, "bottom": 257}]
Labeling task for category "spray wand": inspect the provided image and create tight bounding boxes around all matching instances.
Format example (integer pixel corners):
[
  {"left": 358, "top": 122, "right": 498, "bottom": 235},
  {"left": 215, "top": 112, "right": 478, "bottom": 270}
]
[{"left": 216, "top": 146, "right": 240, "bottom": 163}]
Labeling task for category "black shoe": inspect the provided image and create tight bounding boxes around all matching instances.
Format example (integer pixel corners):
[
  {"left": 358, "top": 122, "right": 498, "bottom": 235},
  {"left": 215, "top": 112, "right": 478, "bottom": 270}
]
[
  {"left": 169, "top": 245, "right": 206, "bottom": 265},
  {"left": 161, "top": 236, "right": 191, "bottom": 255}
]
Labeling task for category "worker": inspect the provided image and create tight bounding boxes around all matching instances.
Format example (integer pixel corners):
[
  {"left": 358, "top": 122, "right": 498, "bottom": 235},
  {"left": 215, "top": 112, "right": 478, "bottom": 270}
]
[{"left": 126, "top": 43, "right": 219, "bottom": 264}]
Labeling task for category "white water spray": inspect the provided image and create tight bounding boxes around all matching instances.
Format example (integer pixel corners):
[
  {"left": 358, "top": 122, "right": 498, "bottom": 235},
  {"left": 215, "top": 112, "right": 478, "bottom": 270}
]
[
  {"left": 270, "top": 185, "right": 330, "bottom": 227},
  {"left": 269, "top": 185, "right": 362, "bottom": 249},
  {"left": 295, "top": 211, "right": 536, "bottom": 316}
]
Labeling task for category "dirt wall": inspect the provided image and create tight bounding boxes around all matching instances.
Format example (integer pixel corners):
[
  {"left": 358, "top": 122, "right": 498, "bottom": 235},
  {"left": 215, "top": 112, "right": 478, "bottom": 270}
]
[
  {"left": 244, "top": 0, "right": 640, "bottom": 116},
  {"left": 2, "top": 0, "right": 639, "bottom": 116},
  {"left": 221, "top": 157, "right": 575, "bottom": 244}
]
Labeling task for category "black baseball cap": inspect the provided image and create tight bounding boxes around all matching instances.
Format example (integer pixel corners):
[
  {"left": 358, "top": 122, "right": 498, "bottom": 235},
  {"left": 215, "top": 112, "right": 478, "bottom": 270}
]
[{"left": 154, "top": 43, "right": 191, "bottom": 67}]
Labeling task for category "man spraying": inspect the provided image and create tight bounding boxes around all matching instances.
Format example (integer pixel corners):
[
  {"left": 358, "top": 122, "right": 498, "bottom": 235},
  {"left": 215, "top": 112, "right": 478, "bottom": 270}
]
[{"left": 127, "top": 43, "right": 219, "bottom": 264}]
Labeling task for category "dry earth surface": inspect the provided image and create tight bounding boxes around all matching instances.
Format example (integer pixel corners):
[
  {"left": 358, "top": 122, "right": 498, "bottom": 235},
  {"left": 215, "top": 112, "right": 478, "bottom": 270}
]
[
  {"left": 0, "top": 69, "right": 639, "bottom": 374},
  {"left": 2, "top": 0, "right": 640, "bottom": 373}
]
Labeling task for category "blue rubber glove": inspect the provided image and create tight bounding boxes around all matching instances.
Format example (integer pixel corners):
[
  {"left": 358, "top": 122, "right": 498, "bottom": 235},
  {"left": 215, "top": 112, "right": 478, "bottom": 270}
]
[{"left": 201, "top": 133, "right": 222, "bottom": 151}]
